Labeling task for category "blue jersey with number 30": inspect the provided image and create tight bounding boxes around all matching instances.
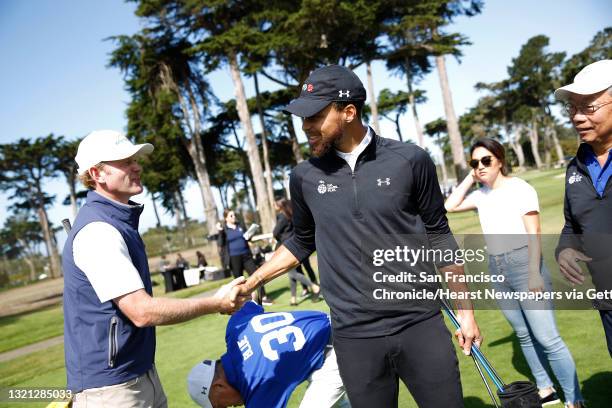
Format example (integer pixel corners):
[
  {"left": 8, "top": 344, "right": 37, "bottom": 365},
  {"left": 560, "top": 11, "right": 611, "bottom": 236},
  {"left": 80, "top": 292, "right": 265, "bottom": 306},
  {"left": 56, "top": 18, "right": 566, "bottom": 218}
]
[{"left": 220, "top": 301, "right": 331, "bottom": 408}]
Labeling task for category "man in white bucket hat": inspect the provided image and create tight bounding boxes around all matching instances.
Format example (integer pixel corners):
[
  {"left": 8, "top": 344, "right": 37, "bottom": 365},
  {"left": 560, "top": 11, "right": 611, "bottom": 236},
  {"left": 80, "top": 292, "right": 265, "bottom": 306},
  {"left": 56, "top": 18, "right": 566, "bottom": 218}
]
[
  {"left": 554, "top": 60, "right": 612, "bottom": 358},
  {"left": 63, "top": 130, "right": 248, "bottom": 407}
]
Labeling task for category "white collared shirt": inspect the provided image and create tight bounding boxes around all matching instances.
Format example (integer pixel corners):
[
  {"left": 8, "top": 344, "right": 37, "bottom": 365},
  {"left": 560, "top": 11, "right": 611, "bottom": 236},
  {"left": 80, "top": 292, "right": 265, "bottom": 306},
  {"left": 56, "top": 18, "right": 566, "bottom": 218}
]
[{"left": 335, "top": 126, "right": 372, "bottom": 171}]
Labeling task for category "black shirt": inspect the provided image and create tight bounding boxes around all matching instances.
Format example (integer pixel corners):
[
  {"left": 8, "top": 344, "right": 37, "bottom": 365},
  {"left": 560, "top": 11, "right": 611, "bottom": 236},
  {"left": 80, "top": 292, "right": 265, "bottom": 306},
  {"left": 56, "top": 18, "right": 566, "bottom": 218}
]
[{"left": 284, "top": 130, "right": 457, "bottom": 337}]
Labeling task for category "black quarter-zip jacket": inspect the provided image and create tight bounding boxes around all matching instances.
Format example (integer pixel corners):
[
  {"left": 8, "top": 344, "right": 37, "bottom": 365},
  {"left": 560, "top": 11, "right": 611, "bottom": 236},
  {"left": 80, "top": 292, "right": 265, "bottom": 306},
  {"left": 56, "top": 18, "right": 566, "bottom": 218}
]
[
  {"left": 284, "top": 130, "right": 458, "bottom": 338},
  {"left": 557, "top": 143, "right": 612, "bottom": 295}
]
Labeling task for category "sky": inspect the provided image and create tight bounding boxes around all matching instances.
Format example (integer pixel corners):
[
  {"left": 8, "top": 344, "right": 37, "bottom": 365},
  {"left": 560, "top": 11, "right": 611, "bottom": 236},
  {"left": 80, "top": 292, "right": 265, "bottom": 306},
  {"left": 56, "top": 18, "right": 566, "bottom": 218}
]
[{"left": 0, "top": 0, "right": 610, "bottom": 248}]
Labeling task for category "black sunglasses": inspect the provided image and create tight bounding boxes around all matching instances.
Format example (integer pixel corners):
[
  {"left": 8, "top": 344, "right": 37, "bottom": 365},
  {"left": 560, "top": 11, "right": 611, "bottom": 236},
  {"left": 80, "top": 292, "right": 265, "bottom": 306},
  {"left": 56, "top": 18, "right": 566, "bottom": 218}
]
[{"left": 469, "top": 156, "right": 493, "bottom": 169}]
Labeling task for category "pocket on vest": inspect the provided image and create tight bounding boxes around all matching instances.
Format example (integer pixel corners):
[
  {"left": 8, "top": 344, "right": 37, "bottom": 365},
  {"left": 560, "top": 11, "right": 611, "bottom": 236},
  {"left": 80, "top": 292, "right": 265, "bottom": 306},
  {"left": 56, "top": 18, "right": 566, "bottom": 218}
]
[{"left": 108, "top": 316, "right": 119, "bottom": 368}]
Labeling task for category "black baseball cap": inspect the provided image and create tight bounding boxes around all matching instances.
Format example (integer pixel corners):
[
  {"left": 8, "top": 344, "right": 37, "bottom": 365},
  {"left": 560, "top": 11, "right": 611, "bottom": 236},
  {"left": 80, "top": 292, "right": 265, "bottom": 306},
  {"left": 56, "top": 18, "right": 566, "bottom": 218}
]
[{"left": 283, "top": 65, "right": 367, "bottom": 118}]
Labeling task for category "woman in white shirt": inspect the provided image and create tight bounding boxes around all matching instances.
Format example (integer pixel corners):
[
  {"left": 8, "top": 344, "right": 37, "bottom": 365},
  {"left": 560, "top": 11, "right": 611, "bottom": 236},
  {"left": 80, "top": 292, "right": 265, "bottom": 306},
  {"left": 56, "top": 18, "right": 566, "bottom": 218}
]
[{"left": 445, "top": 138, "right": 583, "bottom": 408}]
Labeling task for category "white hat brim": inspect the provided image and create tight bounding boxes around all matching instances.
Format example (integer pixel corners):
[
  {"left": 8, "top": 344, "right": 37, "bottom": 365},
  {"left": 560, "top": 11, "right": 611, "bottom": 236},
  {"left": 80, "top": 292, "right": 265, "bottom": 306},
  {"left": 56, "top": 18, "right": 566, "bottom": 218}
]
[
  {"left": 77, "top": 143, "right": 154, "bottom": 175},
  {"left": 554, "top": 81, "right": 611, "bottom": 101}
]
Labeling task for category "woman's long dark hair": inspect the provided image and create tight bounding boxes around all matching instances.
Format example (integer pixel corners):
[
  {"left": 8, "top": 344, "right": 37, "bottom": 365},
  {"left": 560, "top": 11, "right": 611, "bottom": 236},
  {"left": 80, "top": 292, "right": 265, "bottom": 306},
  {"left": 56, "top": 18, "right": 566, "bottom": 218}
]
[
  {"left": 275, "top": 198, "right": 293, "bottom": 220},
  {"left": 470, "top": 138, "right": 509, "bottom": 176}
]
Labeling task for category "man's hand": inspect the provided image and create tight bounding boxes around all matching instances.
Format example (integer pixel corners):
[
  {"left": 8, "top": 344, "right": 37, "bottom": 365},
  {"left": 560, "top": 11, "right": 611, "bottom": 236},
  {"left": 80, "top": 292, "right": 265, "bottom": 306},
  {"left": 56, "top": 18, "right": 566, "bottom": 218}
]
[
  {"left": 215, "top": 277, "right": 249, "bottom": 314},
  {"left": 230, "top": 280, "right": 255, "bottom": 305},
  {"left": 454, "top": 311, "right": 482, "bottom": 355},
  {"left": 557, "top": 248, "right": 591, "bottom": 285}
]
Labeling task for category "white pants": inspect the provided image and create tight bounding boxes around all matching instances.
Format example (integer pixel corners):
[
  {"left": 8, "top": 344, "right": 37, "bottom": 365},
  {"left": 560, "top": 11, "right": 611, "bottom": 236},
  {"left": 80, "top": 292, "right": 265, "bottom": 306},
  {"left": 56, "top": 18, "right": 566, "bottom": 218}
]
[{"left": 299, "top": 347, "right": 351, "bottom": 408}]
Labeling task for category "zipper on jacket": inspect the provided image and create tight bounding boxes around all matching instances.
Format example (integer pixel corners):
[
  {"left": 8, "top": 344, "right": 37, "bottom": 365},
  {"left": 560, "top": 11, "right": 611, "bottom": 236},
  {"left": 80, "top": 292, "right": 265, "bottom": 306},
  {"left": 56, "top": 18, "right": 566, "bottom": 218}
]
[
  {"left": 350, "top": 170, "right": 362, "bottom": 217},
  {"left": 108, "top": 316, "right": 118, "bottom": 368}
]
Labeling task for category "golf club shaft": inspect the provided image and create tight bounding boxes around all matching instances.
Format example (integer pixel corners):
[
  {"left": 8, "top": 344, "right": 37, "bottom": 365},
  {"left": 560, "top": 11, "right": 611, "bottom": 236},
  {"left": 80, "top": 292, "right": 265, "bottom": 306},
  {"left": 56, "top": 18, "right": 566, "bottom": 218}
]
[
  {"left": 441, "top": 301, "right": 506, "bottom": 391},
  {"left": 472, "top": 354, "right": 500, "bottom": 408}
]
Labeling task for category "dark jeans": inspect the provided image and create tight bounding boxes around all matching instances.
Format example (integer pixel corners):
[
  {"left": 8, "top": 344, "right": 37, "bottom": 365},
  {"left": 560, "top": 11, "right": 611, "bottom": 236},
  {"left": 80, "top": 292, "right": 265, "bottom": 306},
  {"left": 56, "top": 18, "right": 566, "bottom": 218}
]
[
  {"left": 297, "top": 257, "right": 318, "bottom": 285},
  {"left": 229, "top": 253, "right": 266, "bottom": 300},
  {"left": 600, "top": 310, "right": 612, "bottom": 358},
  {"left": 333, "top": 313, "right": 463, "bottom": 408}
]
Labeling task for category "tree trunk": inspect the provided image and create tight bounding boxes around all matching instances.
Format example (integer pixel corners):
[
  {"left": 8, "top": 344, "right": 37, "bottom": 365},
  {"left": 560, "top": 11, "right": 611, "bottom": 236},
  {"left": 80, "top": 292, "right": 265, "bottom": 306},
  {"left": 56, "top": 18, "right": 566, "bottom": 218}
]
[
  {"left": 393, "top": 114, "right": 404, "bottom": 142},
  {"left": 68, "top": 173, "right": 78, "bottom": 219},
  {"left": 405, "top": 67, "right": 424, "bottom": 147},
  {"left": 228, "top": 54, "right": 274, "bottom": 233},
  {"left": 550, "top": 125, "right": 565, "bottom": 165},
  {"left": 435, "top": 55, "right": 467, "bottom": 178},
  {"left": 177, "top": 188, "right": 188, "bottom": 223},
  {"left": 508, "top": 127, "right": 526, "bottom": 171},
  {"left": 286, "top": 116, "right": 304, "bottom": 163},
  {"left": 36, "top": 203, "right": 61, "bottom": 278},
  {"left": 162, "top": 63, "right": 218, "bottom": 237},
  {"left": 439, "top": 152, "right": 449, "bottom": 189},
  {"left": 529, "top": 118, "right": 543, "bottom": 169},
  {"left": 150, "top": 192, "right": 162, "bottom": 228},
  {"left": 18, "top": 239, "right": 37, "bottom": 282},
  {"left": 253, "top": 73, "right": 276, "bottom": 214},
  {"left": 366, "top": 62, "right": 381, "bottom": 135}
]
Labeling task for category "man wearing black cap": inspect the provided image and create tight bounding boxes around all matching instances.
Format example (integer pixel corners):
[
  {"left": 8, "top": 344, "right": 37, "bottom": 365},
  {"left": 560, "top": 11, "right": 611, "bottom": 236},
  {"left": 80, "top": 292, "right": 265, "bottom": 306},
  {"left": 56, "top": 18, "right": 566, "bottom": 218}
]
[{"left": 231, "top": 65, "right": 481, "bottom": 407}]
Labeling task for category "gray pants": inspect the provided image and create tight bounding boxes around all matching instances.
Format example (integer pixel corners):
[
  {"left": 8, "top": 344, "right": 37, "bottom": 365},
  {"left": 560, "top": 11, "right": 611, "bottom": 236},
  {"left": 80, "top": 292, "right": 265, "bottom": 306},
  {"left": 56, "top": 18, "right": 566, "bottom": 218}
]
[
  {"left": 72, "top": 366, "right": 167, "bottom": 408},
  {"left": 288, "top": 268, "right": 313, "bottom": 297}
]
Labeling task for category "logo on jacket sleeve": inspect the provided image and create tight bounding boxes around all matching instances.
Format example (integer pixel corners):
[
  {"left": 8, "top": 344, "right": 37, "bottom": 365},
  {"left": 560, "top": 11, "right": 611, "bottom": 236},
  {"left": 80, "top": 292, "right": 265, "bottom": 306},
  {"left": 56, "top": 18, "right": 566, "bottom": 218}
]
[
  {"left": 317, "top": 180, "right": 339, "bottom": 194},
  {"left": 568, "top": 172, "right": 583, "bottom": 184}
]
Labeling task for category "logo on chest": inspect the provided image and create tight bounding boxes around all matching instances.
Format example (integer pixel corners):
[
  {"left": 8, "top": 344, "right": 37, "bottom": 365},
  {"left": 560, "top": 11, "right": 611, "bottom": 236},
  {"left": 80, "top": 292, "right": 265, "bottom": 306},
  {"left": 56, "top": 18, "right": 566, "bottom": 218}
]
[
  {"left": 377, "top": 177, "right": 391, "bottom": 186},
  {"left": 317, "top": 180, "right": 339, "bottom": 194},
  {"left": 568, "top": 172, "right": 583, "bottom": 185}
]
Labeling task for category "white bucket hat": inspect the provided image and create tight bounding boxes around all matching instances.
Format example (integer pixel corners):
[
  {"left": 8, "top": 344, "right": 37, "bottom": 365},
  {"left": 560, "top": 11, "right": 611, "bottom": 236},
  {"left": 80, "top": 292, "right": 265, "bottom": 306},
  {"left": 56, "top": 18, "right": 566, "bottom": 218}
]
[
  {"left": 187, "top": 360, "right": 217, "bottom": 408},
  {"left": 554, "top": 59, "right": 612, "bottom": 101},
  {"left": 75, "top": 130, "right": 154, "bottom": 175}
]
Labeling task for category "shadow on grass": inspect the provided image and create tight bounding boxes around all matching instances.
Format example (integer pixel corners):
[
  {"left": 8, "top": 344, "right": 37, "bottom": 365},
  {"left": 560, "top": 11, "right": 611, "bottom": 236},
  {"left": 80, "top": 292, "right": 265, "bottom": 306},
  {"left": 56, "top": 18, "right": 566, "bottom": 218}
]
[
  {"left": 488, "top": 333, "right": 534, "bottom": 382},
  {"left": 264, "top": 286, "right": 290, "bottom": 300},
  {"left": 581, "top": 371, "right": 612, "bottom": 407},
  {"left": 465, "top": 396, "right": 497, "bottom": 407}
]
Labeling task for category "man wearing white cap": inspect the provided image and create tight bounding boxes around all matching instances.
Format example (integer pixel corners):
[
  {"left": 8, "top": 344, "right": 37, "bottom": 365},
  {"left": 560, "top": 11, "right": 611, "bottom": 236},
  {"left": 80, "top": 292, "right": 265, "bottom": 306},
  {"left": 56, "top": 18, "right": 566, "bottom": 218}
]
[
  {"left": 554, "top": 60, "right": 612, "bottom": 357},
  {"left": 63, "top": 130, "right": 248, "bottom": 407}
]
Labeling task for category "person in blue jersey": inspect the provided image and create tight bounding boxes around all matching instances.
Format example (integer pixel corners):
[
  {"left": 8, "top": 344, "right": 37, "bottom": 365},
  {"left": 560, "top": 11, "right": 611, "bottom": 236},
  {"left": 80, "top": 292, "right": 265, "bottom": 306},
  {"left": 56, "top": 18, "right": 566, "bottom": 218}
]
[{"left": 187, "top": 301, "right": 350, "bottom": 408}]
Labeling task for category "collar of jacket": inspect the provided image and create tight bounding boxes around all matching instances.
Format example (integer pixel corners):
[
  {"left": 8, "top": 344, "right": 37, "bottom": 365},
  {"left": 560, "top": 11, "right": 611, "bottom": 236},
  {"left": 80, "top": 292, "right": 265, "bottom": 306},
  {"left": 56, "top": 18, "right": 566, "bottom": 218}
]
[{"left": 87, "top": 190, "right": 144, "bottom": 230}]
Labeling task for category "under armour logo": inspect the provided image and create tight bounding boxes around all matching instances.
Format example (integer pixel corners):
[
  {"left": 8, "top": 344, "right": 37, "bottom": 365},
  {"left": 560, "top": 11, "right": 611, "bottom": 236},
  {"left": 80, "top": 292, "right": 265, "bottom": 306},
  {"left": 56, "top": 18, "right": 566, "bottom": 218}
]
[
  {"left": 377, "top": 178, "right": 391, "bottom": 186},
  {"left": 201, "top": 386, "right": 208, "bottom": 395},
  {"left": 338, "top": 90, "right": 350, "bottom": 98}
]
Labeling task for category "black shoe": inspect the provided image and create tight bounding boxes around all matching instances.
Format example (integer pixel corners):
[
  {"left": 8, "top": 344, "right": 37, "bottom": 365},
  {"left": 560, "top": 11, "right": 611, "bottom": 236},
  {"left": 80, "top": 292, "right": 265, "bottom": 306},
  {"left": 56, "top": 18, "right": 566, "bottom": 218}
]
[{"left": 541, "top": 392, "right": 561, "bottom": 406}]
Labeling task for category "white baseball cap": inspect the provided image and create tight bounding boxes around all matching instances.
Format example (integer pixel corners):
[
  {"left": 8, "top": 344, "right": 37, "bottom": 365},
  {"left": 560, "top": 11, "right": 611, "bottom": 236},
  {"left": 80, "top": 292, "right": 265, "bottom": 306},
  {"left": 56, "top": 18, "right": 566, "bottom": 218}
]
[
  {"left": 187, "top": 360, "right": 217, "bottom": 408},
  {"left": 554, "top": 59, "right": 612, "bottom": 101},
  {"left": 75, "top": 130, "right": 154, "bottom": 175}
]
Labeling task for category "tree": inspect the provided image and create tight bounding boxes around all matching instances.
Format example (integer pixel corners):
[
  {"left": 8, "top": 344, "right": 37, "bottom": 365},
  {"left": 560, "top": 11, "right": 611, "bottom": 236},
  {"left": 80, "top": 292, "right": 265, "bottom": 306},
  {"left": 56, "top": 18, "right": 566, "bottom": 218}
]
[
  {"left": 425, "top": 118, "right": 450, "bottom": 187},
  {"left": 1, "top": 214, "right": 44, "bottom": 282},
  {"left": 0, "top": 136, "right": 62, "bottom": 278},
  {"left": 560, "top": 27, "right": 612, "bottom": 85},
  {"left": 376, "top": 88, "right": 425, "bottom": 142},
  {"left": 109, "top": 32, "right": 220, "bottom": 235},
  {"left": 507, "top": 35, "right": 566, "bottom": 167},
  {"left": 55, "top": 137, "right": 81, "bottom": 219}
]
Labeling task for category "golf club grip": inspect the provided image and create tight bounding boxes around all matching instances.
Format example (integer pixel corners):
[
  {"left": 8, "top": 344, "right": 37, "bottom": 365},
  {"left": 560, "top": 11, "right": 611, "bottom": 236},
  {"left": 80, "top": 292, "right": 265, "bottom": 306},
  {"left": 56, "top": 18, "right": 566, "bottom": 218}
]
[{"left": 62, "top": 218, "right": 72, "bottom": 233}]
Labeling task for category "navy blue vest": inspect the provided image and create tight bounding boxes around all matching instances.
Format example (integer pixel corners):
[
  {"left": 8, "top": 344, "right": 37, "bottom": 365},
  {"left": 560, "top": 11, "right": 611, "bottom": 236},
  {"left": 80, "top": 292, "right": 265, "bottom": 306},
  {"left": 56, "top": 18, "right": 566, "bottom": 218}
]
[{"left": 63, "top": 191, "right": 155, "bottom": 392}]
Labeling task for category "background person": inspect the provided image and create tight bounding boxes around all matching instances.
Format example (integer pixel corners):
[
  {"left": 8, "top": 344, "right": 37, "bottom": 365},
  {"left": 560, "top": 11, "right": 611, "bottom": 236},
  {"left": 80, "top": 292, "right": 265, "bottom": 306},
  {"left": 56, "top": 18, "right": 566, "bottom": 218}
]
[
  {"left": 554, "top": 59, "right": 612, "bottom": 358},
  {"left": 187, "top": 300, "right": 350, "bottom": 408},
  {"left": 175, "top": 252, "right": 189, "bottom": 269},
  {"left": 273, "top": 198, "right": 321, "bottom": 306},
  {"left": 63, "top": 130, "right": 247, "bottom": 408},
  {"left": 231, "top": 65, "right": 481, "bottom": 408},
  {"left": 445, "top": 138, "right": 584, "bottom": 407},
  {"left": 217, "top": 209, "right": 273, "bottom": 306}
]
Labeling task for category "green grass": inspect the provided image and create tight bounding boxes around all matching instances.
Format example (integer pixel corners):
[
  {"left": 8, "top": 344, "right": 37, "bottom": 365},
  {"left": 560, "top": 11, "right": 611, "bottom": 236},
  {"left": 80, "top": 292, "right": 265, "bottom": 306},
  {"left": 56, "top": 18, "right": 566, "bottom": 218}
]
[
  {"left": 0, "top": 276, "right": 233, "bottom": 353},
  {"left": 1, "top": 277, "right": 611, "bottom": 408},
  {"left": 2, "top": 168, "right": 612, "bottom": 407}
]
